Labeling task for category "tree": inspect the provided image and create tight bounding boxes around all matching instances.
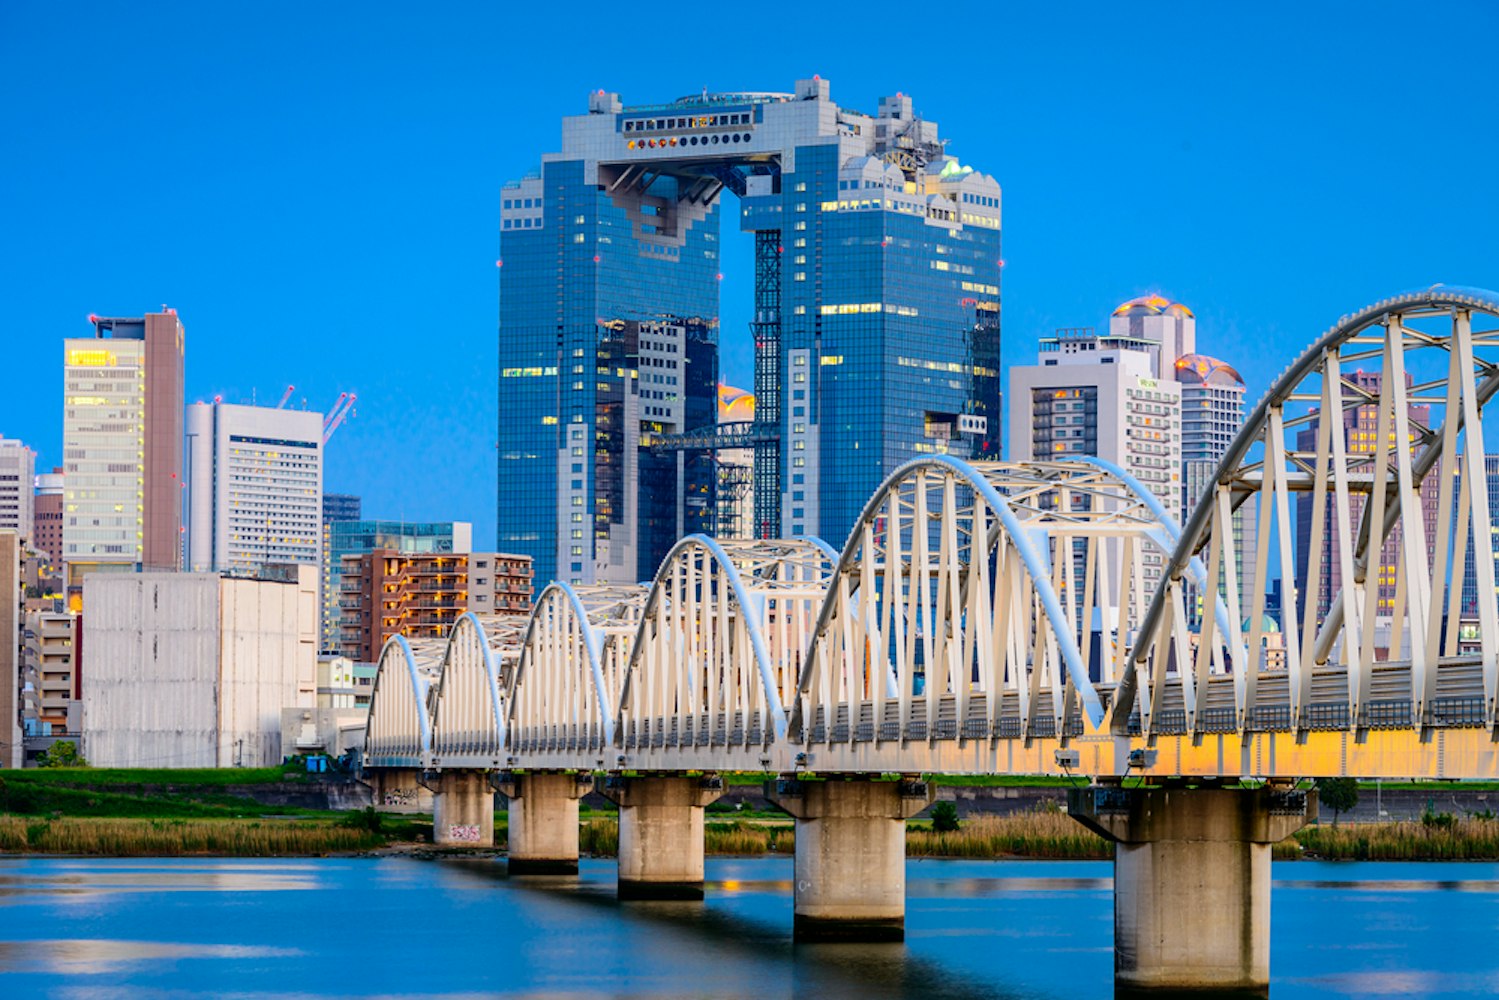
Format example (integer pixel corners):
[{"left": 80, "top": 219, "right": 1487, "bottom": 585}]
[
  {"left": 930, "top": 800, "right": 960, "bottom": 833},
  {"left": 37, "top": 740, "right": 88, "bottom": 768},
  {"left": 1319, "top": 777, "right": 1359, "bottom": 826}
]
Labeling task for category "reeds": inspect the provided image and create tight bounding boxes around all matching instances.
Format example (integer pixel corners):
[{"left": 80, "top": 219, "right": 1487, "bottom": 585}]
[
  {"left": 1293, "top": 818, "right": 1499, "bottom": 860},
  {"left": 0, "top": 816, "right": 383, "bottom": 856},
  {"left": 908, "top": 812, "right": 1113, "bottom": 860}
]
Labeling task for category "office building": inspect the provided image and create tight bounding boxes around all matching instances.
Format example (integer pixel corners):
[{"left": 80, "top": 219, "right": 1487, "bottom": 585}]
[
  {"left": 499, "top": 80, "right": 1003, "bottom": 586},
  {"left": 1008, "top": 321, "right": 1183, "bottom": 524},
  {"left": 1461, "top": 456, "right": 1499, "bottom": 618},
  {"left": 81, "top": 567, "right": 318, "bottom": 768},
  {"left": 338, "top": 549, "right": 532, "bottom": 663},
  {"left": 63, "top": 310, "right": 185, "bottom": 582},
  {"left": 32, "top": 467, "right": 64, "bottom": 573},
  {"left": 0, "top": 438, "right": 35, "bottom": 544},
  {"left": 321, "top": 519, "right": 472, "bottom": 653},
  {"left": 185, "top": 402, "right": 324, "bottom": 575},
  {"left": 323, "top": 493, "right": 361, "bottom": 524}
]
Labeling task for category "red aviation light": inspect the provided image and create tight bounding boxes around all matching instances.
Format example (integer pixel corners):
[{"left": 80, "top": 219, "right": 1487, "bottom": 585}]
[
  {"left": 87, "top": 313, "right": 98, "bottom": 324},
  {"left": 716, "top": 273, "right": 724, "bottom": 281},
  {"left": 495, "top": 259, "right": 503, "bottom": 268},
  {"left": 593, "top": 255, "right": 601, "bottom": 263}
]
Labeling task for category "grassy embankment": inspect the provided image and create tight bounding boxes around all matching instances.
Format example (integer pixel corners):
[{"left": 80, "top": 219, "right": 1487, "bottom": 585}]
[
  {"left": 0, "top": 767, "right": 422, "bottom": 856},
  {"left": 9, "top": 768, "right": 1499, "bottom": 860}
]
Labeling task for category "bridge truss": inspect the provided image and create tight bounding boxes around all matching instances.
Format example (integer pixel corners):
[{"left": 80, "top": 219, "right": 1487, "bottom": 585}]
[{"left": 367, "top": 286, "right": 1499, "bottom": 781}]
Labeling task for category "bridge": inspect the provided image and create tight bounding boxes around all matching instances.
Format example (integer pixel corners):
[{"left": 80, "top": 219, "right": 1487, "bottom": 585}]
[{"left": 363, "top": 286, "right": 1499, "bottom": 991}]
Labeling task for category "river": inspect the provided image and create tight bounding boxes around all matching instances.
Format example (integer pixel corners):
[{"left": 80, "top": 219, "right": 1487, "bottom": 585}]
[{"left": 1, "top": 855, "right": 1497, "bottom": 997}]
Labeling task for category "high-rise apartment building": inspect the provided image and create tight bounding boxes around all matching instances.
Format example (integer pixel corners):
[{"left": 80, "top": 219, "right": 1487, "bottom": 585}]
[
  {"left": 320, "top": 519, "right": 472, "bottom": 653},
  {"left": 337, "top": 549, "right": 532, "bottom": 663},
  {"left": 0, "top": 439, "right": 36, "bottom": 544},
  {"left": 63, "top": 310, "right": 185, "bottom": 582},
  {"left": 32, "top": 467, "right": 64, "bottom": 572},
  {"left": 185, "top": 402, "right": 324, "bottom": 575},
  {"left": 499, "top": 80, "right": 1003, "bottom": 587}
]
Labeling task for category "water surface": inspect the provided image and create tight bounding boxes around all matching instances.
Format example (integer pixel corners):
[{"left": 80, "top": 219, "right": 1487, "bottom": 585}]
[{"left": 1, "top": 855, "right": 1496, "bottom": 997}]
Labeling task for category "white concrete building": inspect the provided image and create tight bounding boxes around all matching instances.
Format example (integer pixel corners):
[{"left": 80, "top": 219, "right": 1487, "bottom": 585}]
[
  {"left": 81, "top": 567, "right": 317, "bottom": 768},
  {"left": 186, "top": 402, "right": 324, "bottom": 575},
  {"left": 0, "top": 438, "right": 35, "bottom": 543}
]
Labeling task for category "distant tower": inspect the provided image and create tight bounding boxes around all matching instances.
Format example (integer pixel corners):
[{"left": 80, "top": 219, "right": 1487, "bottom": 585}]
[{"left": 63, "top": 310, "right": 185, "bottom": 583}]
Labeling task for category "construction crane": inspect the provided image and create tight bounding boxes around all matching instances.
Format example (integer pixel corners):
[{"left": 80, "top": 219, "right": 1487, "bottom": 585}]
[
  {"left": 323, "top": 393, "right": 357, "bottom": 444},
  {"left": 276, "top": 384, "right": 295, "bottom": 409}
]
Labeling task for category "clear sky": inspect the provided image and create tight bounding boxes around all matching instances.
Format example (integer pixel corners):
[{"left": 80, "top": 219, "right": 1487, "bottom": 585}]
[{"left": 4, "top": 2, "right": 1496, "bottom": 548}]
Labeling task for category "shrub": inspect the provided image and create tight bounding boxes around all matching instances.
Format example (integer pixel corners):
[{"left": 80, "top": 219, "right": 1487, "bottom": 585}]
[{"left": 930, "top": 801, "right": 961, "bottom": 833}]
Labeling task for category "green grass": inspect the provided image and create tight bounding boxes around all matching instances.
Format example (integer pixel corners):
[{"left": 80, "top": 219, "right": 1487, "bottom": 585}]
[{"left": 3, "top": 767, "right": 294, "bottom": 787}]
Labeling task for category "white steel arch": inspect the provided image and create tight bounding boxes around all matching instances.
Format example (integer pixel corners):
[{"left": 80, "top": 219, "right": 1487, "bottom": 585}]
[
  {"left": 507, "top": 583, "right": 648, "bottom": 763},
  {"left": 363, "top": 635, "right": 437, "bottom": 769},
  {"left": 429, "top": 613, "right": 514, "bottom": 768},
  {"left": 1119, "top": 285, "right": 1499, "bottom": 741},
  {"left": 794, "top": 457, "right": 1180, "bottom": 752},
  {"left": 616, "top": 535, "right": 837, "bottom": 767}
]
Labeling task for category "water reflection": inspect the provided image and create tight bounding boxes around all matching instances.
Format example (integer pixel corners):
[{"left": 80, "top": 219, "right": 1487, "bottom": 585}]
[
  {"left": 0, "top": 939, "right": 300, "bottom": 975},
  {"left": 0, "top": 857, "right": 1495, "bottom": 999}
]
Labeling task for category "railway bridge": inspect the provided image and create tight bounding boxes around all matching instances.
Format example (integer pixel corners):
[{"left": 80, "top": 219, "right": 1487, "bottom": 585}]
[{"left": 362, "top": 286, "right": 1499, "bottom": 991}]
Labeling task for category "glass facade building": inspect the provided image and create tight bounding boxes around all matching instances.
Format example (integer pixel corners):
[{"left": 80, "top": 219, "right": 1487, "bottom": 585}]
[{"left": 499, "top": 80, "right": 1003, "bottom": 588}]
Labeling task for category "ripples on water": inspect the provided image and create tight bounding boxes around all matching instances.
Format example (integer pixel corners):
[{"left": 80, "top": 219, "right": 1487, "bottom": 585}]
[{"left": 0, "top": 856, "right": 1495, "bottom": 998}]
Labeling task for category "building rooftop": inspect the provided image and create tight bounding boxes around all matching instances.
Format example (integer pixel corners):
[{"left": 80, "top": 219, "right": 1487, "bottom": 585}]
[{"left": 1113, "top": 294, "right": 1194, "bottom": 319}]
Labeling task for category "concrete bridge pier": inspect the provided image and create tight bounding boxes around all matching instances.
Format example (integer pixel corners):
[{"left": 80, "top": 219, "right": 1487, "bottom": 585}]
[
  {"left": 599, "top": 774, "right": 723, "bottom": 899},
  {"left": 365, "top": 767, "right": 434, "bottom": 814},
  {"left": 766, "top": 776, "right": 934, "bottom": 942},
  {"left": 1068, "top": 784, "right": 1317, "bottom": 994},
  {"left": 430, "top": 770, "right": 495, "bottom": 846},
  {"left": 494, "top": 772, "right": 591, "bottom": 874}
]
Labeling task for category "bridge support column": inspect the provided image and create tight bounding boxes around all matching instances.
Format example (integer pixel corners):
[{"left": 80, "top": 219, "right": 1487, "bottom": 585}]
[
  {"left": 1068, "top": 785, "right": 1317, "bottom": 994},
  {"left": 431, "top": 771, "right": 495, "bottom": 847},
  {"left": 495, "top": 772, "right": 590, "bottom": 874},
  {"left": 766, "top": 776, "right": 933, "bottom": 942},
  {"left": 366, "top": 768, "right": 433, "bottom": 814},
  {"left": 599, "top": 775, "right": 723, "bottom": 900}
]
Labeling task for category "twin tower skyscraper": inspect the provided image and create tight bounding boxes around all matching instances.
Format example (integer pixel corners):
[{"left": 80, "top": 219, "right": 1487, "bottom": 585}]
[{"left": 498, "top": 79, "right": 1004, "bottom": 587}]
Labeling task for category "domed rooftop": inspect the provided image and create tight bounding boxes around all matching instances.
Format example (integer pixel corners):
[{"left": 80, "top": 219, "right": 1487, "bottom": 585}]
[
  {"left": 1113, "top": 293, "right": 1195, "bottom": 319},
  {"left": 1174, "top": 353, "right": 1245, "bottom": 387},
  {"left": 718, "top": 384, "right": 755, "bottom": 422}
]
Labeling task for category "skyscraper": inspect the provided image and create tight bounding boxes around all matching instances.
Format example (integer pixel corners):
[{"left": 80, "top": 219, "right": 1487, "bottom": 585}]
[
  {"left": 185, "top": 401, "right": 324, "bottom": 574},
  {"left": 0, "top": 438, "right": 36, "bottom": 544},
  {"left": 62, "top": 310, "right": 184, "bottom": 582},
  {"left": 499, "top": 80, "right": 1003, "bottom": 587}
]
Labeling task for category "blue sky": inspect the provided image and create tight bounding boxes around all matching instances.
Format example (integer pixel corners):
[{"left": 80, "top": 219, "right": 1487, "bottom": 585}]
[{"left": 4, "top": 2, "right": 1496, "bottom": 547}]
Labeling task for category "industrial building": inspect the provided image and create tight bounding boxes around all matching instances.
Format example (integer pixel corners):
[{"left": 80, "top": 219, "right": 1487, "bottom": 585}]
[
  {"left": 337, "top": 549, "right": 532, "bottom": 663},
  {"left": 63, "top": 310, "right": 185, "bottom": 583},
  {"left": 81, "top": 567, "right": 318, "bottom": 768},
  {"left": 185, "top": 401, "right": 324, "bottom": 575},
  {"left": 498, "top": 79, "right": 1003, "bottom": 587}
]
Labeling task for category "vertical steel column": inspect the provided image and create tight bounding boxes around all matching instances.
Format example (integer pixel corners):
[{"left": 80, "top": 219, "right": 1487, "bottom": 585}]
[{"left": 752, "top": 229, "right": 782, "bottom": 538}]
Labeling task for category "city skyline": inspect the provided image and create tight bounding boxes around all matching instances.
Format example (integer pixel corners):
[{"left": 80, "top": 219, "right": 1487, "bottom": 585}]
[{"left": 4, "top": 3, "right": 1497, "bottom": 550}]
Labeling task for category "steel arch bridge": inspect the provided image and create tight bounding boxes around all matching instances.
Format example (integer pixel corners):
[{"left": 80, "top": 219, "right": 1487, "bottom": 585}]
[{"left": 365, "top": 285, "right": 1499, "bottom": 782}]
